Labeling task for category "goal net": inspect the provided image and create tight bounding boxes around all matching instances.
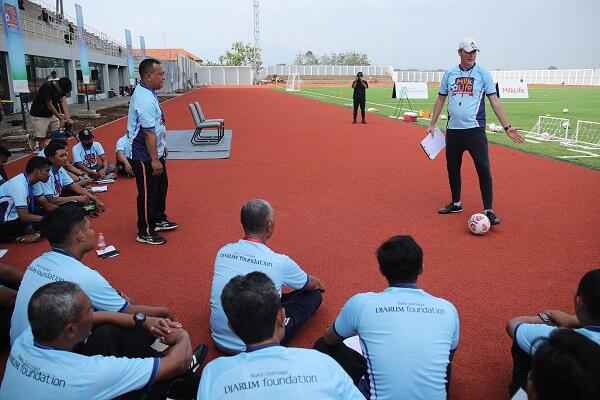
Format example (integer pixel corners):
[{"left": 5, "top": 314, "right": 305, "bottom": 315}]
[
  {"left": 285, "top": 73, "right": 300, "bottom": 91},
  {"left": 564, "top": 120, "right": 600, "bottom": 149},
  {"left": 527, "top": 116, "right": 569, "bottom": 142}
]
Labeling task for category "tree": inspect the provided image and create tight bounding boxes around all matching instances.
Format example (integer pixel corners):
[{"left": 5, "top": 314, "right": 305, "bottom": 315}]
[
  {"left": 548, "top": 65, "right": 558, "bottom": 70},
  {"left": 294, "top": 51, "right": 319, "bottom": 65},
  {"left": 320, "top": 51, "right": 369, "bottom": 65},
  {"left": 217, "top": 42, "right": 261, "bottom": 68}
]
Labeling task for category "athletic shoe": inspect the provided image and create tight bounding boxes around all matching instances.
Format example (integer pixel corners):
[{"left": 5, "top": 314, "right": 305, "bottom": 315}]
[
  {"left": 485, "top": 210, "right": 500, "bottom": 225},
  {"left": 136, "top": 234, "right": 167, "bottom": 245},
  {"left": 438, "top": 202, "right": 463, "bottom": 214},
  {"left": 190, "top": 344, "right": 208, "bottom": 373},
  {"left": 352, "top": 120, "right": 357, "bottom": 124},
  {"left": 154, "top": 220, "right": 179, "bottom": 231},
  {"left": 362, "top": 120, "right": 367, "bottom": 124}
]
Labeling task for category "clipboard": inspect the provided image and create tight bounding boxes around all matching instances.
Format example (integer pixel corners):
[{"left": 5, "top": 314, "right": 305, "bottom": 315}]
[{"left": 420, "top": 128, "right": 446, "bottom": 160}]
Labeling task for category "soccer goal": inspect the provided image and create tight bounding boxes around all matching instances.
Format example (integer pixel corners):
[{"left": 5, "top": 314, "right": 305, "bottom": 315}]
[
  {"left": 526, "top": 116, "right": 569, "bottom": 142},
  {"left": 563, "top": 120, "right": 600, "bottom": 149},
  {"left": 285, "top": 73, "right": 300, "bottom": 91}
]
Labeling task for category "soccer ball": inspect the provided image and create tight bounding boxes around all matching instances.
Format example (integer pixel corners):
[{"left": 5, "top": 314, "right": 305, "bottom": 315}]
[
  {"left": 468, "top": 213, "right": 490, "bottom": 235},
  {"left": 562, "top": 108, "right": 569, "bottom": 113},
  {"left": 561, "top": 121, "right": 569, "bottom": 129},
  {"left": 439, "top": 114, "right": 448, "bottom": 120},
  {"left": 542, "top": 132, "right": 550, "bottom": 140}
]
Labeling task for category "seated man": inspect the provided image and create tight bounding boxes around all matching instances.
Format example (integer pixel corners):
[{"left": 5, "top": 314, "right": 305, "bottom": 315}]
[
  {"left": 525, "top": 329, "right": 600, "bottom": 400},
  {"left": 116, "top": 133, "right": 134, "bottom": 177},
  {"left": 314, "top": 235, "right": 460, "bottom": 400},
  {"left": 9, "top": 204, "right": 174, "bottom": 361},
  {"left": 199, "top": 272, "right": 363, "bottom": 399},
  {"left": 506, "top": 269, "right": 600, "bottom": 396},
  {"left": 0, "top": 157, "right": 56, "bottom": 243},
  {"left": 41, "top": 134, "right": 93, "bottom": 186},
  {"left": 40, "top": 141, "right": 106, "bottom": 212},
  {"left": 72, "top": 129, "right": 116, "bottom": 180},
  {"left": 210, "top": 199, "right": 324, "bottom": 354},
  {"left": 0, "top": 146, "right": 11, "bottom": 186},
  {"left": 1, "top": 281, "right": 195, "bottom": 400},
  {"left": 0, "top": 261, "right": 23, "bottom": 347}
]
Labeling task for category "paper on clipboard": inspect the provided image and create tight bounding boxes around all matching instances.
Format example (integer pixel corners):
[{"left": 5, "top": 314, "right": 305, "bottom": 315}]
[{"left": 420, "top": 128, "right": 446, "bottom": 160}]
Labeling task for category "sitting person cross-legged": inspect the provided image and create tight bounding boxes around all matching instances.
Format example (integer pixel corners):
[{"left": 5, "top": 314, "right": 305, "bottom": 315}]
[
  {"left": 0, "top": 261, "right": 24, "bottom": 348},
  {"left": 0, "top": 281, "right": 198, "bottom": 400},
  {"left": 72, "top": 129, "right": 116, "bottom": 180},
  {"left": 41, "top": 135, "right": 94, "bottom": 187},
  {"left": 199, "top": 272, "right": 363, "bottom": 399},
  {"left": 116, "top": 133, "right": 134, "bottom": 177},
  {"left": 314, "top": 235, "right": 460, "bottom": 400},
  {"left": 210, "top": 199, "right": 325, "bottom": 354},
  {"left": 505, "top": 269, "right": 600, "bottom": 397}
]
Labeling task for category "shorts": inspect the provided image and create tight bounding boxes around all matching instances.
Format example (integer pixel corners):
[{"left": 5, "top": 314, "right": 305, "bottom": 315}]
[{"left": 29, "top": 114, "right": 60, "bottom": 138}]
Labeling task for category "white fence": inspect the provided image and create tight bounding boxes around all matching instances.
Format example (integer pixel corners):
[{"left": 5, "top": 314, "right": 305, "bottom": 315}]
[
  {"left": 196, "top": 67, "right": 254, "bottom": 85},
  {"left": 260, "top": 65, "right": 394, "bottom": 79},
  {"left": 393, "top": 69, "right": 600, "bottom": 86}
]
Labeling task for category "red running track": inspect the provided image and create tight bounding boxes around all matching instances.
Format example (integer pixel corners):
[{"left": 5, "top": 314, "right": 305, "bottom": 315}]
[{"left": 2, "top": 87, "right": 599, "bottom": 398}]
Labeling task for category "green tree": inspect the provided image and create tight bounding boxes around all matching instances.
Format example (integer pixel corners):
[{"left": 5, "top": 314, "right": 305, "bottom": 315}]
[
  {"left": 218, "top": 42, "right": 261, "bottom": 68},
  {"left": 319, "top": 51, "right": 369, "bottom": 65},
  {"left": 294, "top": 50, "right": 319, "bottom": 65},
  {"left": 548, "top": 65, "right": 558, "bottom": 70}
]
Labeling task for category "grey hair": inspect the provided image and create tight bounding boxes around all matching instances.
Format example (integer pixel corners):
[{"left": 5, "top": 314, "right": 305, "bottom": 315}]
[
  {"left": 28, "top": 281, "right": 84, "bottom": 342},
  {"left": 240, "top": 199, "right": 273, "bottom": 234}
]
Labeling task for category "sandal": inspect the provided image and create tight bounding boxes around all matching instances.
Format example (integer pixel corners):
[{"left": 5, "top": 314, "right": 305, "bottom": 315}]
[{"left": 15, "top": 232, "right": 41, "bottom": 243}]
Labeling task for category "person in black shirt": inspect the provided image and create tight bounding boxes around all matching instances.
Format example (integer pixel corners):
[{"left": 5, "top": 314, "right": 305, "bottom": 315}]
[
  {"left": 29, "top": 77, "right": 73, "bottom": 150},
  {"left": 351, "top": 72, "right": 368, "bottom": 124}
]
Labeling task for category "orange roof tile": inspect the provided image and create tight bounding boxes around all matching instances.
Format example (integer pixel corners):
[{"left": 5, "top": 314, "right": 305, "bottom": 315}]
[{"left": 132, "top": 48, "right": 203, "bottom": 63}]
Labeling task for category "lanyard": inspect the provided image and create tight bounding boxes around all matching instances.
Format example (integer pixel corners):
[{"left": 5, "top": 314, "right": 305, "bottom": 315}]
[
  {"left": 23, "top": 173, "right": 35, "bottom": 212},
  {"left": 243, "top": 236, "right": 264, "bottom": 244},
  {"left": 53, "top": 168, "right": 62, "bottom": 196}
]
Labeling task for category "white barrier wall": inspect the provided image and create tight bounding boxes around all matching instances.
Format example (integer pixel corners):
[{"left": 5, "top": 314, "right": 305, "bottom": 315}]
[
  {"left": 260, "top": 65, "right": 394, "bottom": 79},
  {"left": 393, "top": 69, "right": 600, "bottom": 86},
  {"left": 196, "top": 67, "right": 254, "bottom": 85}
]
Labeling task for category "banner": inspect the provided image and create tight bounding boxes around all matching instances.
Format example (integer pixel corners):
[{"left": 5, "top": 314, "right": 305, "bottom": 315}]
[
  {"left": 0, "top": 0, "right": 28, "bottom": 92},
  {"left": 393, "top": 82, "right": 428, "bottom": 99},
  {"left": 75, "top": 4, "right": 90, "bottom": 84},
  {"left": 140, "top": 36, "right": 146, "bottom": 59},
  {"left": 496, "top": 81, "right": 529, "bottom": 99},
  {"left": 125, "top": 29, "right": 135, "bottom": 85}
]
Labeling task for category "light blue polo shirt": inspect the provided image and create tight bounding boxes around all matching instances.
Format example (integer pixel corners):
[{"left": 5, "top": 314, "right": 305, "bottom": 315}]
[
  {"left": 0, "top": 174, "right": 44, "bottom": 223},
  {"left": 72, "top": 142, "right": 105, "bottom": 168},
  {"left": 438, "top": 64, "right": 496, "bottom": 129},
  {"left": 210, "top": 239, "right": 309, "bottom": 353},
  {"left": 116, "top": 134, "right": 132, "bottom": 158},
  {"left": 10, "top": 249, "right": 128, "bottom": 344},
  {"left": 514, "top": 324, "right": 600, "bottom": 354},
  {"left": 333, "top": 284, "right": 460, "bottom": 400},
  {"left": 0, "top": 328, "right": 159, "bottom": 400},
  {"left": 126, "top": 83, "right": 165, "bottom": 161},
  {"left": 198, "top": 344, "right": 363, "bottom": 400},
  {"left": 39, "top": 166, "right": 74, "bottom": 198}
]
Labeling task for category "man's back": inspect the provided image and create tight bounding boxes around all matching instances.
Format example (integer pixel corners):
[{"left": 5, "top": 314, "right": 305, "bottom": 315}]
[
  {"left": 210, "top": 239, "right": 308, "bottom": 352},
  {"left": 334, "top": 285, "right": 459, "bottom": 400},
  {"left": 0, "top": 328, "right": 157, "bottom": 400},
  {"left": 30, "top": 81, "right": 56, "bottom": 118},
  {"left": 198, "top": 345, "right": 363, "bottom": 400}
]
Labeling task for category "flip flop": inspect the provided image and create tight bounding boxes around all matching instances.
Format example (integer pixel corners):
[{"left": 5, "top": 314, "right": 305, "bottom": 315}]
[{"left": 15, "top": 232, "right": 41, "bottom": 243}]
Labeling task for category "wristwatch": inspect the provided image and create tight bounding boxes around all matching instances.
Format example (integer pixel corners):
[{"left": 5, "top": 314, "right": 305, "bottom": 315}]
[
  {"left": 503, "top": 124, "right": 512, "bottom": 132},
  {"left": 133, "top": 312, "right": 146, "bottom": 329}
]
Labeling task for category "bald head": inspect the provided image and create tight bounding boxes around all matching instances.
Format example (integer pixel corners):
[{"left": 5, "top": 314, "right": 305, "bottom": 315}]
[{"left": 240, "top": 199, "right": 273, "bottom": 235}]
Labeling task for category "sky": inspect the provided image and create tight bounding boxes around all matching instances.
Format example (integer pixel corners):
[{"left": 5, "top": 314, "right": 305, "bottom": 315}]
[{"left": 61, "top": 0, "right": 600, "bottom": 70}]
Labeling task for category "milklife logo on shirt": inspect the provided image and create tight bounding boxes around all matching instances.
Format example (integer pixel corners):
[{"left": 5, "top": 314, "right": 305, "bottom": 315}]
[{"left": 450, "top": 77, "right": 474, "bottom": 96}]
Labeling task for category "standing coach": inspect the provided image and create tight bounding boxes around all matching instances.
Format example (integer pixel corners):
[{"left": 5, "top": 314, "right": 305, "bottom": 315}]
[
  {"left": 127, "top": 58, "right": 177, "bottom": 245},
  {"left": 352, "top": 72, "right": 368, "bottom": 124},
  {"left": 427, "top": 38, "right": 524, "bottom": 225}
]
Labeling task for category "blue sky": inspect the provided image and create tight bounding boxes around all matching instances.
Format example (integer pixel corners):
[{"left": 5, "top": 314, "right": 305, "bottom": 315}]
[{"left": 63, "top": 0, "right": 600, "bottom": 70}]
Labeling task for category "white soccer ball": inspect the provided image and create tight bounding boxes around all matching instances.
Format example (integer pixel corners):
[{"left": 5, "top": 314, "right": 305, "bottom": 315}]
[
  {"left": 561, "top": 121, "right": 569, "bottom": 129},
  {"left": 488, "top": 123, "right": 496, "bottom": 131},
  {"left": 562, "top": 108, "right": 569, "bottom": 113},
  {"left": 468, "top": 213, "right": 490, "bottom": 235},
  {"left": 542, "top": 132, "right": 550, "bottom": 140}
]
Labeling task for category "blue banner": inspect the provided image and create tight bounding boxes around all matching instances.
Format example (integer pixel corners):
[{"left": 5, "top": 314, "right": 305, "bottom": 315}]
[
  {"left": 140, "top": 36, "right": 147, "bottom": 59},
  {"left": 75, "top": 4, "right": 90, "bottom": 84},
  {"left": 0, "top": 0, "right": 28, "bottom": 92},
  {"left": 125, "top": 29, "right": 135, "bottom": 85}
]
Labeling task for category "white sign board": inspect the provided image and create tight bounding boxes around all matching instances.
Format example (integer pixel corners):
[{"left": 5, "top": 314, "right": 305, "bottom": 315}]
[
  {"left": 393, "top": 82, "right": 429, "bottom": 99},
  {"left": 497, "top": 81, "right": 529, "bottom": 98}
]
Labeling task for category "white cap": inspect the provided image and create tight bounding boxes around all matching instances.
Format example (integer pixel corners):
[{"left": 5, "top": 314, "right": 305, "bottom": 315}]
[{"left": 458, "top": 38, "right": 479, "bottom": 52}]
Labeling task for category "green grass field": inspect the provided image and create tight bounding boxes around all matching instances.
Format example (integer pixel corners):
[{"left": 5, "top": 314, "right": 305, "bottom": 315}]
[{"left": 274, "top": 85, "right": 600, "bottom": 169}]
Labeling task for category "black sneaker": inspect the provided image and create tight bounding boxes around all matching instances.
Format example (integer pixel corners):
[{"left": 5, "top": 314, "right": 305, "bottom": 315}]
[
  {"left": 361, "top": 120, "right": 367, "bottom": 124},
  {"left": 155, "top": 220, "right": 179, "bottom": 231},
  {"left": 352, "top": 120, "right": 357, "bottom": 124},
  {"left": 136, "top": 234, "right": 167, "bottom": 245},
  {"left": 438, "top": 202, "right": 463, "bottom": 214},
  {"left": 190, "top": 344, "right": 208, "bottom": 373},
  {"left": 485, "top": 210, "right": 500, "bottom": 225}
]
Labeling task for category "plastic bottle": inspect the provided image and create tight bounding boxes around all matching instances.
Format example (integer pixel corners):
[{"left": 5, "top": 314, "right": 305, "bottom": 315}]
[{"left": 97, "top": 233, "right": 106, "bottom": 251}]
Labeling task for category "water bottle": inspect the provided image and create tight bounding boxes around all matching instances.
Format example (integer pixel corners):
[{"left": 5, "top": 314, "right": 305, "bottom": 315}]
[{"left": 97, "top": 233, "right": 106, "bottom": 251}]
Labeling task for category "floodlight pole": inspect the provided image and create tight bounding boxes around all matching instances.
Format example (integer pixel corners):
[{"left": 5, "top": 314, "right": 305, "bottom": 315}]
[{"left": 253, "top": 0, "right": 261, "bottom": 84}]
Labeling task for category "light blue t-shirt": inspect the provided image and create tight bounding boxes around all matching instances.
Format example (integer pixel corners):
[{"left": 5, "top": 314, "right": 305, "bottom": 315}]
[
  {"left": 515, "top": 324, "right": 600, "bottom": 354},
  {"left": 116, "top": 134, "right": 132, "bottom": 158},
  {"left": 198, "top": 344, "right": 363, "bottom": 400},
  {"left": 39, "top": 166, "right": 74, "bottom": 198},
  {"left": 72, "top": 142, "right": 105, "bottom": 168},
  {"left": 333, "top": 284, "right": 460, "bottom": 400},
  {"left": 0, "top": 174, "right": 44, "bottom": 223},
  {"left": 210, "top": 239, "right": 309, "bottom": 352},
  {"left": 127, "top": 84, "right": 165, "bottom": 161},
  {"left": 0, "top": 328, "right": 159, "bottom": 400},
  {"left": 438, "top": 64, "right": 496, "bottom": 129},
  {"left": 10, "top": 249, "right": 128, "bottom": 345}
]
